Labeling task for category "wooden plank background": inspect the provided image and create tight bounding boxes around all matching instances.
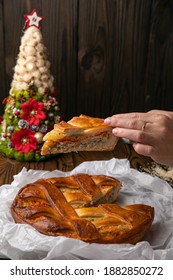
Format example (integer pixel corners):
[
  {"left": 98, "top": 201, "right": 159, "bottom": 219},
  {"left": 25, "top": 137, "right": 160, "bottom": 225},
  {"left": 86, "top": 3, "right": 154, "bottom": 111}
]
[{"left": 0, "top": 0, "right": 173, "bottom": 121}]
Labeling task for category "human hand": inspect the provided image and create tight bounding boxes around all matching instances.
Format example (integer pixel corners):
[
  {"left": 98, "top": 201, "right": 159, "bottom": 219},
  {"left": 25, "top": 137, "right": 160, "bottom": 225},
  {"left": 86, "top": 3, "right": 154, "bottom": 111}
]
[{"left": 104, "top": 110, "right": 173, "bottom": 167}]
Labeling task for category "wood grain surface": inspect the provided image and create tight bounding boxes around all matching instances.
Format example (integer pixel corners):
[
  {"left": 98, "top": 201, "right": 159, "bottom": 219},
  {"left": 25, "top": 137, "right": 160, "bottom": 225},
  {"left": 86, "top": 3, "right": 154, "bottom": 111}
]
[
  {"left": 0, "top": 141, "right": 153, "bottom": 186},
  {"left": 0, "top": 0, "right": 173, "bottom": 120}
]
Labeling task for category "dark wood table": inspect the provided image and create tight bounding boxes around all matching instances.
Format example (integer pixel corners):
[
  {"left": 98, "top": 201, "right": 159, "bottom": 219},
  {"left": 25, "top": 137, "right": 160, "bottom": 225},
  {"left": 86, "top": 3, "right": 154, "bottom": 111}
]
[{"left": 0, "top": 141, "right": 153, "bottom": 186}]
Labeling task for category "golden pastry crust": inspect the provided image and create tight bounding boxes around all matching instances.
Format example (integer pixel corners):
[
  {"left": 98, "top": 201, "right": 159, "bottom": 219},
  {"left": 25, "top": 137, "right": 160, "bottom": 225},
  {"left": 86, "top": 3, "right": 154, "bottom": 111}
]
[
  {"left": 11, "top": 174, "right": 121, "bottom": 209},
  {"left": 11, "top": 174, "right": 154, "bottom": 244},
  {"left": 41, "top": 115, "right": 119, "bottom": 155}
]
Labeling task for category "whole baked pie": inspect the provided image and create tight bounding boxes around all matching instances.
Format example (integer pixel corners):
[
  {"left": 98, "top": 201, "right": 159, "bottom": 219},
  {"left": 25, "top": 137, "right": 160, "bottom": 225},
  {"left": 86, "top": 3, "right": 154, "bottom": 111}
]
[{"left": 11, "top": 173, "right": 154, "bottom": 244}]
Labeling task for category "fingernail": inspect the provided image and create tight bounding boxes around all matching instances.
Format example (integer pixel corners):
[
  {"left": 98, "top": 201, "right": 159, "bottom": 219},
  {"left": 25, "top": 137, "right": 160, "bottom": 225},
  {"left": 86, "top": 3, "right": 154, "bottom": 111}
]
[
  {"left": 112, "top": 128, "right": 119, "bottom": 134},
  {"left": 104, "top": 118, "right": 111, "bottom": 124}
]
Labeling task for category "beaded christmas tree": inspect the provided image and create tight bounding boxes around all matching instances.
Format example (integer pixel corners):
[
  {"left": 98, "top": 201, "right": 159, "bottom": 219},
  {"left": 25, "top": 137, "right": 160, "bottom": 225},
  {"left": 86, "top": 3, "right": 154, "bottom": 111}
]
[{"left": 0, "top": 9, "right": 60, "bottom": 161}]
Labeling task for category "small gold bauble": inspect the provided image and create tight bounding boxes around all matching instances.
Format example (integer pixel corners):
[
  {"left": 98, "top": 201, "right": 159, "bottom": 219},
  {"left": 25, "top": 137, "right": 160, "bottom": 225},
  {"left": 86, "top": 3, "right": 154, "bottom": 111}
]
[{"left": 35, "top": 132, "right": 44, "bottom": 144}]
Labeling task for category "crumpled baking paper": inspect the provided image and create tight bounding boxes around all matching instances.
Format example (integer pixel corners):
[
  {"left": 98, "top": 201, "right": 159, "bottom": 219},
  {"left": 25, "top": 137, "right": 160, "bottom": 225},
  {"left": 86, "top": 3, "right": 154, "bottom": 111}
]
[{"left": 0, "top": 158, "right": 173, "bottom": 260}]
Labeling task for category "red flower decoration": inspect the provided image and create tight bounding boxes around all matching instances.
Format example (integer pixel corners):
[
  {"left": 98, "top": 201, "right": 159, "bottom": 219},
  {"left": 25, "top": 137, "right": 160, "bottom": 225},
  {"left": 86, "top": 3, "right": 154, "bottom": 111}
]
[
  {"left": 0, "top": 115, "right": 2, "bottom": 124},
  {"left": 11, "top": 129, "right": 37, "bottom": 153},
  {"left": 21, "top": 98, "right": 46, "bottom": 126},
  {"left": 2, "top": 97, "right": 8, "bottom": 105}
]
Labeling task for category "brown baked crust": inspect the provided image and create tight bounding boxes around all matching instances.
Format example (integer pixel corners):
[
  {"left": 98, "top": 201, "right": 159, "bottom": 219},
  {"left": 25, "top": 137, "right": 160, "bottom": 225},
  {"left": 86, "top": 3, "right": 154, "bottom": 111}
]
[
  {"left": 41, "top": 114, "right": 119, "bottom": 155},
  {"left": 11, "top": 174, "right": 154, "bottom": 244}
]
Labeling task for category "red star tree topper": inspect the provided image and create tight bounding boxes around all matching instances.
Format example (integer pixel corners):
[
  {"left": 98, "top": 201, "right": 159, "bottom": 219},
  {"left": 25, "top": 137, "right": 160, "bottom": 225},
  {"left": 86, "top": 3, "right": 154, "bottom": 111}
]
[{"left": 24, "top": 9, "right": 44, "bottom": 29}]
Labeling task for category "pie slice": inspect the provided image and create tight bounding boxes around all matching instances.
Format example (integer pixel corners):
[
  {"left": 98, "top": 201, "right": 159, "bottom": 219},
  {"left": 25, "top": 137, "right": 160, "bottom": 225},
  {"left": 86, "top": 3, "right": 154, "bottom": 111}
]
[
  {"left": 11, "top": 174, "right": 154, "bottom": 244},
  {"left": 41, "top": 114, "right": 119, "bottom": 155}
]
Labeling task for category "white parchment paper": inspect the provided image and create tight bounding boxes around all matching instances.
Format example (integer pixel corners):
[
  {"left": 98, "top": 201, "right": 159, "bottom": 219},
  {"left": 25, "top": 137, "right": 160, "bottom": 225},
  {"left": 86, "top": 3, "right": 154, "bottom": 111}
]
[{"left": 0, "top": 158, "right": 173, "bottom": 260}]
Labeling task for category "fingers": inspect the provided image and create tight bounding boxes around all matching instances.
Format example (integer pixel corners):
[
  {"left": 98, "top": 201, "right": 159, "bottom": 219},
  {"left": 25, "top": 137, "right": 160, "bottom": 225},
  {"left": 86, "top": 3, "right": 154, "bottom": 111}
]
[
  {"left": 112, "top": 127, "right": 154, "bottom": 145},
  {"left": 104, "top": 110, "right": 172, "bottom": 146},
  {"left": 132, "top": 142, "right": 154, "bottom": 158},
  {"left": 104, "top": 110, "right": 173, "bottom": 130},
  {"left": 147, "top": 110, "right": 173, "bottom": 123},
  {"left": 133, "top": 142, "right": 173, "bottom": 166},
  {"left": 104, "top": 110, "right": 173, "bottom": 166},
  {"left": 104, "top": 112, "right": 152, "bottom": 131},
  {"left": 105, "top": 117, "right": 152, "bottom": 134},
  {"left": 147, "top": 109, "right": 173, "bottom": 118}
]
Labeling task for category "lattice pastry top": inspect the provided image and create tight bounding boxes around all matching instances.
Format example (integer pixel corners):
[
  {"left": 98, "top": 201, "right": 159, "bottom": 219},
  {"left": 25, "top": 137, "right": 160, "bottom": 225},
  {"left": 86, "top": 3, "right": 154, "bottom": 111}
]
[{"left": 11, "top": 173, "right": 154, "bottom": 244}]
